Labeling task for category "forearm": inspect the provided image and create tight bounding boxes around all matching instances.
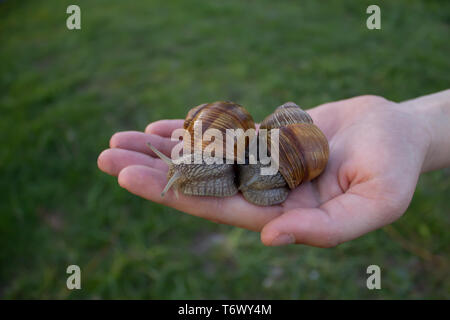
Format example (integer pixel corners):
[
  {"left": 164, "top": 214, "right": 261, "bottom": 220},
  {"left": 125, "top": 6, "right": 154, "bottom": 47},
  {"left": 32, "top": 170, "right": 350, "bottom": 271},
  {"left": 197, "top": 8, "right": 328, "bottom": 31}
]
[{"left": 399, "top": 89, "right": 450, "bottom": 172}]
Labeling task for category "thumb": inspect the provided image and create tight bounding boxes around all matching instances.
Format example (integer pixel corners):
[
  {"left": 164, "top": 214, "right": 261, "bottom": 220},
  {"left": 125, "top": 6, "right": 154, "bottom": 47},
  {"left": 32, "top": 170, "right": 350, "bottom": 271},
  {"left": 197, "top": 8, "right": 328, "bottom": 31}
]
[
  {"left": 260, "top": 208, "right": 340, "bottom": 248},
  {"left": 261, "top": 181, "right": 406, "bottom": 248}
]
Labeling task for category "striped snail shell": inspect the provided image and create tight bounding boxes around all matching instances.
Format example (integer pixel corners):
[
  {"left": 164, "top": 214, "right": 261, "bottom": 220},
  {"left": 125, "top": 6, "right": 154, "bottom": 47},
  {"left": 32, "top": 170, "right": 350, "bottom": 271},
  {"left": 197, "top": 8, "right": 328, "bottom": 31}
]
[
  {"left": 238, "top": 102, "right": 329, "bottom": 206},
  {"left": 183, "top": 101, "right": 255, "bottom": 162}
]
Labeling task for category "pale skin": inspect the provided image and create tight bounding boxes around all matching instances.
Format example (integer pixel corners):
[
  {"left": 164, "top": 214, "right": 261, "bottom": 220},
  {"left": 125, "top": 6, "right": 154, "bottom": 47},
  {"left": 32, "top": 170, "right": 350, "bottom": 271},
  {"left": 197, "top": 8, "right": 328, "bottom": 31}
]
[{"left": 97, "top": 90, "right": 450, "bottom": 247}]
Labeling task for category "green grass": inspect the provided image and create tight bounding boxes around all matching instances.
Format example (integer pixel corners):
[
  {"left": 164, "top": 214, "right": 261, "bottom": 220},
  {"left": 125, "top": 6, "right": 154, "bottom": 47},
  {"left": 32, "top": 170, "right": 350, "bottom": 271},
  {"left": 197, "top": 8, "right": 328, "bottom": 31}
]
[{"left": 1, "top": 0, "right": 449, "bottom": 299}]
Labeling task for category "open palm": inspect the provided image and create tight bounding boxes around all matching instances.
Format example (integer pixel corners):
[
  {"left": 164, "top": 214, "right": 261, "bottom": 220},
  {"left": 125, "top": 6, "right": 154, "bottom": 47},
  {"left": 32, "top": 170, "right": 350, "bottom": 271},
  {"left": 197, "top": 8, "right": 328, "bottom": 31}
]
[{"left": 98, "top": 96, "right": 431, "bottom": 247}]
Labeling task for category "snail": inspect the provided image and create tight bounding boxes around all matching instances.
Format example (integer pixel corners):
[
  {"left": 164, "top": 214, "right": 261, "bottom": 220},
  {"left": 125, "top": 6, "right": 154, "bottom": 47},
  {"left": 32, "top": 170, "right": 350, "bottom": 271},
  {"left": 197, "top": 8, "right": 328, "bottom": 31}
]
[
  {"left": 147, "top": 101, "right": 255, "bottom": 198},
  {"left": 147, "top": 101, "right": 329, "bottom": 206},
  {"left": 238, "top": 102, "right": 329, "bottom": 206}
]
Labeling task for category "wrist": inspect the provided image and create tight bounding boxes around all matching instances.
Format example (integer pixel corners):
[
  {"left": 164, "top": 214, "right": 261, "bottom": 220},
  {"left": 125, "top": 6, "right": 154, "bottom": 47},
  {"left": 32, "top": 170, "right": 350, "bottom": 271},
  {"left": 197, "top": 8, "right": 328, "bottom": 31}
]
[{"left": 398, "top": 90, "right": 450, "bottom": 173}]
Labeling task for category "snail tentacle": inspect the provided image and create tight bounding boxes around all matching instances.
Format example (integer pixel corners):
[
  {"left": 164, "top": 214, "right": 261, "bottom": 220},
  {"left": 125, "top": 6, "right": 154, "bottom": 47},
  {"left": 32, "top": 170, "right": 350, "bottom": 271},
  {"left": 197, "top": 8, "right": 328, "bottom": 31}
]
[
  {"left": 147, "top": 142, "right": 172, "bottom": 166},
  {"left": 161, "top": 171, "right": 181, "bottom": 197}
]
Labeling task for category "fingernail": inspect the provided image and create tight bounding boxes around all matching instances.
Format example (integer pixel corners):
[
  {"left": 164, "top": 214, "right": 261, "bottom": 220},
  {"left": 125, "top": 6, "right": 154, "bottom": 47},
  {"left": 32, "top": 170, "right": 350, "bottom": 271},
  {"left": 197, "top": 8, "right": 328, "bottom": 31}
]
[{"left": 270, "top": 234, "right": 295, "bottom": 246}]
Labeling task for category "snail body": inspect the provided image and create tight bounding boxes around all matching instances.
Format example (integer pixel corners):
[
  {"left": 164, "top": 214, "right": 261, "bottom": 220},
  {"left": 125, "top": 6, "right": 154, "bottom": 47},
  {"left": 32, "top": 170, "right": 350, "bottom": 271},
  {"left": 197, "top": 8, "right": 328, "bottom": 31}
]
[
  {"left": 238, "top": 163, "right": 289, "bottom": 206},
  {"left": 238, "top": 102, "right": 329, "bottom": 206}
]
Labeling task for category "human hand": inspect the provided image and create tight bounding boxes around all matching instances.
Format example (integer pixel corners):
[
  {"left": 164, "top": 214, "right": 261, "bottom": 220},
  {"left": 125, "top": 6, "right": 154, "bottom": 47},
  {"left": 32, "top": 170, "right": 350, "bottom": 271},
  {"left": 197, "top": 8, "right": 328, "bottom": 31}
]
[{"left": 98, "top": 92, "right": 449, "bottom": 247}]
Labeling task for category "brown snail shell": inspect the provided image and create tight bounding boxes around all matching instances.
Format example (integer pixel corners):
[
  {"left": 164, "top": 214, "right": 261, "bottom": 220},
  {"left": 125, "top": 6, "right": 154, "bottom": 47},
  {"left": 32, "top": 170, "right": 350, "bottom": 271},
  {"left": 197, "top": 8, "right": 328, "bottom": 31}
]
[
  {"left": 260, "top": 101, "right": 313, "bottom": 128},
  {"left": 239, "top": 102, "right": 329, "bottom": 206},
  {"left": 148, "top": 101, "right": 255, "bottom": 198},
  {"left": 183, "top": 101, "right": 255, "bottom": 161}
]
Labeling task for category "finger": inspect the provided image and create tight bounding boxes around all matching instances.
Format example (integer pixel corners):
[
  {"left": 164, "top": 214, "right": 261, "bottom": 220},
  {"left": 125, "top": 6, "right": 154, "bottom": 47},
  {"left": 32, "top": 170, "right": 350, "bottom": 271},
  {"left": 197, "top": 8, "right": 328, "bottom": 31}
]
[
  {"left": 98, "top": 148, "right": 168, "bottom": 176},
  {"left": 261, "top": 179, "right": 404, "bottom": 248},
  {"left": 118, "top": 165, "right": 283, "bottom": 231},
  {"left": 145, "top": 119, "right": 184, "bottom": 137},
  {"left": 110, "top": 131, "right": 179, "bottom": 158}
]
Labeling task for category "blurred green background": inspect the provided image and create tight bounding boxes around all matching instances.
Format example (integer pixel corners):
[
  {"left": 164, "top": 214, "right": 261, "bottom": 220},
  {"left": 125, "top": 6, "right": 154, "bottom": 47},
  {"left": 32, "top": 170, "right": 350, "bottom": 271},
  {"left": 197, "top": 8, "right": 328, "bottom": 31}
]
[{"left": 1, "top": 0, "right": 449, "bottom": 299}]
